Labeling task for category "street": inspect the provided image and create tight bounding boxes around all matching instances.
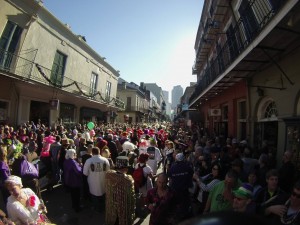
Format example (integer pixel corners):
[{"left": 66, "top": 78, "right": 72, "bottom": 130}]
[
  {"left": 0, "top": 183, "right": 150, "bottom": 225},
  {"left": 41, "top": 184, "right": 150, "bottom": 225}
]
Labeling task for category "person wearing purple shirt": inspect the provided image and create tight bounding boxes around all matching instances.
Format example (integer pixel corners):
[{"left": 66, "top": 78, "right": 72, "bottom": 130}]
[
  {"left": 63, "top": 149, "right": 83, "bottom": 212},
  {"left": 0, "top": 146, "right": 11, "bottom": 206}
]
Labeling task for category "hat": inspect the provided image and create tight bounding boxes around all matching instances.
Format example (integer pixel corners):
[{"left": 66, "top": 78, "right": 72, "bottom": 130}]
[
  {"left": 233, "top": 183, "right": 253, "bottom": 199},
  {"left": 98, "top": 139, "right": 108, "bottom": 149},
  {"left": 5, "top": 175, "right": 23, "bottom": 187},
  {"left": 175, "top": 153, "right": 185, "bottom": 161},
  {"left": 122, "top": 141, "right": 136, "bottom": 152},
  {"left": 138, "top": 153, "right": 149, "bottom": 163},
  {"left": 115, "top": 156, "right": 130, "bottom": 169}
]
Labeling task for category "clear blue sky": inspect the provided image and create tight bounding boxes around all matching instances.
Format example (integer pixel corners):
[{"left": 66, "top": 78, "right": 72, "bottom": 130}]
[{"left": 43, "top": 1, "right": 203, "bottom": 101}]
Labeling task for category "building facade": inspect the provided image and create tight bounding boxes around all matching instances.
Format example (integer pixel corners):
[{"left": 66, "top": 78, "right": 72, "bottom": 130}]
[
  {"left": 116, "top": 79, "right": 149, "bottom": 124},
  {"left": 162, "top": 90, "right": 172, "bottom": 119},
  {"left": 0, "top": 0, "right": 124, "bottom": 128},
  {"left": 171, "top": 85, "right": 183, "bottom": 110},
  {"left": 190, "top": 0, "right": 300, "bottom": 167},
  {"left": 174, "top": 84, "right": 202, "bottom": 128},
  {"left": 143, "top": 83, "right": 167, "bottom": 121}
]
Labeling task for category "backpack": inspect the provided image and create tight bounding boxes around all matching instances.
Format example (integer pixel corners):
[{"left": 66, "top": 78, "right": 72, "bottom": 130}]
[{"left": 132, "top": 163, "right": 147, "bottom": 189}]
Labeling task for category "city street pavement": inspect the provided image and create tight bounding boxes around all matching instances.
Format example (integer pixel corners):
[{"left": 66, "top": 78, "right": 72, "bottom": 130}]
[
  {"left": 41, "top": 164, "right": 165, "bottom": 224},
  {"left": 0, "top": 166, "right": 168, "bottom": 225},
  {"left": 0, "top": 182, "right": 150, "bottom": 225},
  {"left": 41, "top": 184, "right": 150, "bottom": 225}
]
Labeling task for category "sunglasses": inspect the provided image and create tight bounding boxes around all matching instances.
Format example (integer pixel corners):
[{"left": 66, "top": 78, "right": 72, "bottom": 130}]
[{"left": 292, "top": 191, "right": 300, "bottom": 199}]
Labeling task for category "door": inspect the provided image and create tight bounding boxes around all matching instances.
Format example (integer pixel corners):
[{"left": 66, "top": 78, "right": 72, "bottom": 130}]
[
  {"left": 0, "top": 21, "right": 23, "bottom": 69},
  {"left": 30, "top": 101, "right": 50, "bottom": 126}
]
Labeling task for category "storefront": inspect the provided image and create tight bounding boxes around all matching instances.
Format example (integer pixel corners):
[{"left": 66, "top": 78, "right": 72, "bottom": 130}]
[
  {"left": 80, "top": 107, "right": 105, "bottom": 124},
  {"left": 60, "top": 103, "right": 76, "bottom": 128},
  {"left": 29, "top": 100, "right": 50, "bottom": 125}
]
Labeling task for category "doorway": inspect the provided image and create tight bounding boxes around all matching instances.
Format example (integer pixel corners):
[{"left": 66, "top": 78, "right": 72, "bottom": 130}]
[{"left": 30, "top": 101, "right": 50, "bottom": 126}]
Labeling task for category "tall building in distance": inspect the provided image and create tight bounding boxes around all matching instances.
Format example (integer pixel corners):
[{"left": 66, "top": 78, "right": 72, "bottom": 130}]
[
  {"left": 162, "top": 90, "right": 171, "bottom": 118},
  {"left": 171, "top": 85, "right": 183, "bottom": 110}
]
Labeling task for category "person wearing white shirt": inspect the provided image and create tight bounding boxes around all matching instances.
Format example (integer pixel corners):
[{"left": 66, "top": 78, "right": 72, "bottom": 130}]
[
  {"left": 146, "top": 139, "right": 162, "bottom": 175},
  {"left": 83, "top": 147, "right": 110, "bottom": 212}
]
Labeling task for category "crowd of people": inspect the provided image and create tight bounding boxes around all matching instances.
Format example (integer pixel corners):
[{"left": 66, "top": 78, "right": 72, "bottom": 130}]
[{"left": 0, "top": 120, "right": 299, "bottom": 225}]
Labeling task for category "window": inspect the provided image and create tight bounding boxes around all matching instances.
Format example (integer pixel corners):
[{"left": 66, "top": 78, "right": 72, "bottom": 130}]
[
  {"left": 222, "top": 105, "right": 228, "bottom": 121},
  {"left": 90, "top": 72, "right": 98, "bottom": 95},
  {"left": 126, "top": 97, "right": 131, "bottom": 111},
  {"left": 51, "top": 51, "right": 67, "bottom": 87},
  {"left": 226, "top": 25, "right": 240, "bottom": 61},
  {"left": 264, "top": 101, "right": 278, "bottom": 119},
  {"left": 0, "top": 21, "right": 23, "bottom": 68},
  {"left": 105, "top": 81, "right": 111, "bottom": 101},
  {"left": 59, "top": 103, "right": 75, "bottom": 125},
  {"left": 136, "top": 96, "right": 139, "bottom": 111},
  {"left": 239, "top": 0, "right": 259, "bottom": 43}
]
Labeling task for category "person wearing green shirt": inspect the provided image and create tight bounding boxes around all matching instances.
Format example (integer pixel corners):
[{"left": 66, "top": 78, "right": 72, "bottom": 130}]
[{"left": 204, "top": 169, "right": 240, "bottom": 213}]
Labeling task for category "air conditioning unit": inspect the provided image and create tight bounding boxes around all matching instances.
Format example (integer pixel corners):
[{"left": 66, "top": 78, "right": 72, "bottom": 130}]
[{"left": 209, "top": 108, "right": 221, "bottom": 117}]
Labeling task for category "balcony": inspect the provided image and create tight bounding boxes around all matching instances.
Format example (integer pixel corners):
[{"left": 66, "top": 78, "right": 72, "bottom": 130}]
[
  {"left": 190, "top": 0, "right": 294, "bottom": 105},
  {"left": 193, "top": 0, "right": 230, "bottom": 74},
  {"left": 125, "top": 106, "right": 147, "bottom": 113},
  {"left": 0, "top": 48, "right": 125, "bottom": 110}
]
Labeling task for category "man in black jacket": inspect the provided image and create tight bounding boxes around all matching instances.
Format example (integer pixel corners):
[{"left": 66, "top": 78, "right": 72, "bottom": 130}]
[
  {"left": 279, "top": 150, "right": 295, "bottom": 193},
  {"left": 106, "top": 133, "right": 118, "bottom": 164}
]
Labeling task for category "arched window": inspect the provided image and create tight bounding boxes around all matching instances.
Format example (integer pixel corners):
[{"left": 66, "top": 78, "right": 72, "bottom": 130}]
[
  {"left": 264, "top": 101, "right": 278, "bottom": 119},
  {"left": 257, "top": 98, "right": 278, "bottom": 122}
]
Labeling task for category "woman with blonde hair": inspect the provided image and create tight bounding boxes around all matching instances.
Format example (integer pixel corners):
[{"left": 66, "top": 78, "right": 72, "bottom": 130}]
[
  {"left": 101, "top": 148, "right": 114, "bottom": 168},
  {"left": 163, "top": 141, "right": 175, "bottom": 173}
]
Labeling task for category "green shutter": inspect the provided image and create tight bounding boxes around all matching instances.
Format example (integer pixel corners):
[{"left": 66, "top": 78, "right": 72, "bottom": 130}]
[{"left": 51, "top": 51, "right": 66, "bottom": 86}]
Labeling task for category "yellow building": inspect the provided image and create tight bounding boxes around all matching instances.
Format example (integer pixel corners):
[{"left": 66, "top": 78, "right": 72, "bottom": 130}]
[{"left": 0, "top": 0, "right": 124, "bottom": 128}]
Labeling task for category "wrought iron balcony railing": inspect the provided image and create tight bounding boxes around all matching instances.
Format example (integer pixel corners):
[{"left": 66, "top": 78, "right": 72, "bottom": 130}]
[
  {"left": 190, "top": 0, "right": 285, "bottom": 103},
  {"left": 125, "top": 106, "right": 149, "bottom": 113},
  {"left": 0, "top": 48, "right": 125, "bottom": 109}
]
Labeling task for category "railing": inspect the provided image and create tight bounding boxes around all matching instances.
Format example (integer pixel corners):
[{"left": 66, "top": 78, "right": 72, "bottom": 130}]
[
  {"left": 190, "top": 0, "right": 285, "bottom": 103},
  {"left": 0, "top": 48, "right": 125, "bottom": 109},
  {"left": 125, "top": 106, "right": 148, "bottom": 113}
]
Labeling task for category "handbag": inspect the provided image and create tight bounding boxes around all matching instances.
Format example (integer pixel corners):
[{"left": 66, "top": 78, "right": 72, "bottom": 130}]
[{"left": 19, "top": 157, "right": 39, "bottom": 179}]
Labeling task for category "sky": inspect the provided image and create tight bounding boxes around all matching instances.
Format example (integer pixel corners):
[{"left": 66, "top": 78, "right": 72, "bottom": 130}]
[{"left": 43, "top": 1, "right": 203, "bottom": 102}]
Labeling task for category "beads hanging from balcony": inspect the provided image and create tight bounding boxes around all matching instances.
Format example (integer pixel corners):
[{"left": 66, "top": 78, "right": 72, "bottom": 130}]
[{"left": 35, "top": 63, "right": 124, "bottom": 108}]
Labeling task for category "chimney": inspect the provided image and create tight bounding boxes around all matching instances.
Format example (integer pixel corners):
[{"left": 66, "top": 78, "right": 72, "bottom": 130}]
[
  {"left": 140, "top": 82, "right": 144, "bottom": 89},
  {"left": 122, "top": 82, "right": 126, "bottom": 89}
]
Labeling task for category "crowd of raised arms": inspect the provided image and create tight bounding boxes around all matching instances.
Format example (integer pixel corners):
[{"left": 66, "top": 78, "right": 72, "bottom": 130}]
[{"left": 0, "top": 120, "right": 299, "bottom": 225}]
